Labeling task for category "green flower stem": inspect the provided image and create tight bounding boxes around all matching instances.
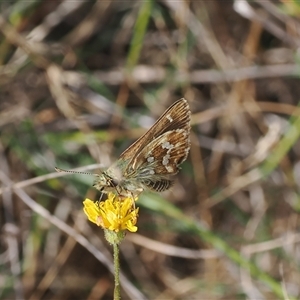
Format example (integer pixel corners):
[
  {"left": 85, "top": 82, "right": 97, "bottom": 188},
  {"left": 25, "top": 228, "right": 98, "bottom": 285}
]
[
  {"left": 113, "top": 242, "right": 121, "bottom": 300},
  {"left": 103, "top": 230, "right": 125, "bottom": 299}
]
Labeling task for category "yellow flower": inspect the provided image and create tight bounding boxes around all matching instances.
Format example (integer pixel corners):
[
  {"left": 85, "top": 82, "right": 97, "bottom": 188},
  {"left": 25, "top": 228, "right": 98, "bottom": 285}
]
[{"left": 83, "top": 193, "right": 139, "bottom": 233}]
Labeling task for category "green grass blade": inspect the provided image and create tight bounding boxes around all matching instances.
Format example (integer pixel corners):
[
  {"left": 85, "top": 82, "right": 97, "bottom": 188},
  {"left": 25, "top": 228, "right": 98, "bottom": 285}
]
[{"left": 126, "top": 0, "right": 153, "bottom": 70}]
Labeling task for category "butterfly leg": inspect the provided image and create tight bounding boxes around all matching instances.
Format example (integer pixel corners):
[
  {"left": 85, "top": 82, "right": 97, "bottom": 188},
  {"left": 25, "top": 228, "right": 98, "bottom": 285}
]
[
  {"left": 129, "top": 191, "right": 136, "bottom": 209},
  {"left": 98, "top": 192, "right": 105, "bottom": 202}
]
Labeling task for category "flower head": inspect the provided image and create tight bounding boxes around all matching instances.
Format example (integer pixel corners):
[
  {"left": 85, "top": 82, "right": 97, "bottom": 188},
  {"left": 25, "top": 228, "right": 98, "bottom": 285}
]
[{"left": 83, "top": 193, "right": 139, "bottom": 233}]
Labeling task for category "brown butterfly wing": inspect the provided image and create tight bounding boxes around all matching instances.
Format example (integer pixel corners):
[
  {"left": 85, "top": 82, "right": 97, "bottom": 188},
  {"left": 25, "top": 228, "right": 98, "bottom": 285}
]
[
  {"left": 119, "top": 98, "right": 190, "bottom": 166},
  {"left": 129, "top": 129, "right": 190, "bottom": 175},
  {"left": 124, "top": 128, "right": 190, "bottom": 192}
]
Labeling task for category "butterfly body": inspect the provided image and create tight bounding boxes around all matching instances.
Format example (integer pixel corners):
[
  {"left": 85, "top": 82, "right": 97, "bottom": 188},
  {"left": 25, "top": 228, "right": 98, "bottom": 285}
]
[{"left": 93, "top": 161, "right": 144, "bottom": 195}]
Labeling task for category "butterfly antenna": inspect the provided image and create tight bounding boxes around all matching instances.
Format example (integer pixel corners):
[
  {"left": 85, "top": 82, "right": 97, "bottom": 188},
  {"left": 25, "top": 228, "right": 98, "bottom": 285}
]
[{"left": 55, "top": 167, "right": 95, "bottom": 176}]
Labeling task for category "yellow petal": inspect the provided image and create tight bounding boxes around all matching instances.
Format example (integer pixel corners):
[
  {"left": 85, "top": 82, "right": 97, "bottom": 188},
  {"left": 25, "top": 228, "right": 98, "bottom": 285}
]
[{"left": 83, "top": 199, "right": 101, "bottom": 225}]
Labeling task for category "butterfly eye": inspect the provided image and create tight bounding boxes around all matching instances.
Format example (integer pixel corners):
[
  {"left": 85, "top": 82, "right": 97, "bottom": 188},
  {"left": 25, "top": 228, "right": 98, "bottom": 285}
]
[{"left": 110, "top": 178, "right": 119, "bottom": 187}]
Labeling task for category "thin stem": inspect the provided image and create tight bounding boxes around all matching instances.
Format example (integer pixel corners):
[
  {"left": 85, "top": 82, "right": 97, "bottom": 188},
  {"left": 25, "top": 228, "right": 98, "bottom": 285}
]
[{"left": 113, "top": 243, "right": 121, "bottom": 300}]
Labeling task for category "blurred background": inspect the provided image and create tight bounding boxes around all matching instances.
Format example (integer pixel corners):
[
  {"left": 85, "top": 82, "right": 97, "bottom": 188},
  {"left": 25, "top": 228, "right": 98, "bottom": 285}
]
[{"left": 1, "top": 0, "right": 300, "bottom": 299}]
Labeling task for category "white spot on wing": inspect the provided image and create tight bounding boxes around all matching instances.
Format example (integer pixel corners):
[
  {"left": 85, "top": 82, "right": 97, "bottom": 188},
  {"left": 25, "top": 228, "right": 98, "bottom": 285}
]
[
  {"left": 162, "top": 154, "right": 170, "bottom": 166},
  {"left": 165, "top": 165, "right": 174, "bottom": 172},
  {"left": 147, "top": 156, "right": 155, "bottom": 163},
  {"left": 175, "top": 128, "right": 188, "bottom": 137},
  {"left": 162, "top": 141, "right": 174, "bottom": 150},
  {"left": 166, "top": 114, "right": 173, "bottom": 122}
]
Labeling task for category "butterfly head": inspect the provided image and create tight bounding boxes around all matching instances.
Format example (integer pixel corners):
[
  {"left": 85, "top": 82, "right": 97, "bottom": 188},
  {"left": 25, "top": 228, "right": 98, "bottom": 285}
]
[{"left": 93, "top": 172, "right": 119, "bottom": 192}]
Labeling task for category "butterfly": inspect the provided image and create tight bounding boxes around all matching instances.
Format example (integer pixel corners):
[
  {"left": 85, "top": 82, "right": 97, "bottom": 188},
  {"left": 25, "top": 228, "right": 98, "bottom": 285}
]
[{"left": 56, "top": 98, "right": 191, "bottom": 197}]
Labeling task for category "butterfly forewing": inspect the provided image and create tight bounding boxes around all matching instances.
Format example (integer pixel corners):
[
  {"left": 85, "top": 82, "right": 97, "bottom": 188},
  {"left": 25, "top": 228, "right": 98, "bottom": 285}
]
[{"left": 119, "top": 98, "right": 190, "bottom": 164}]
